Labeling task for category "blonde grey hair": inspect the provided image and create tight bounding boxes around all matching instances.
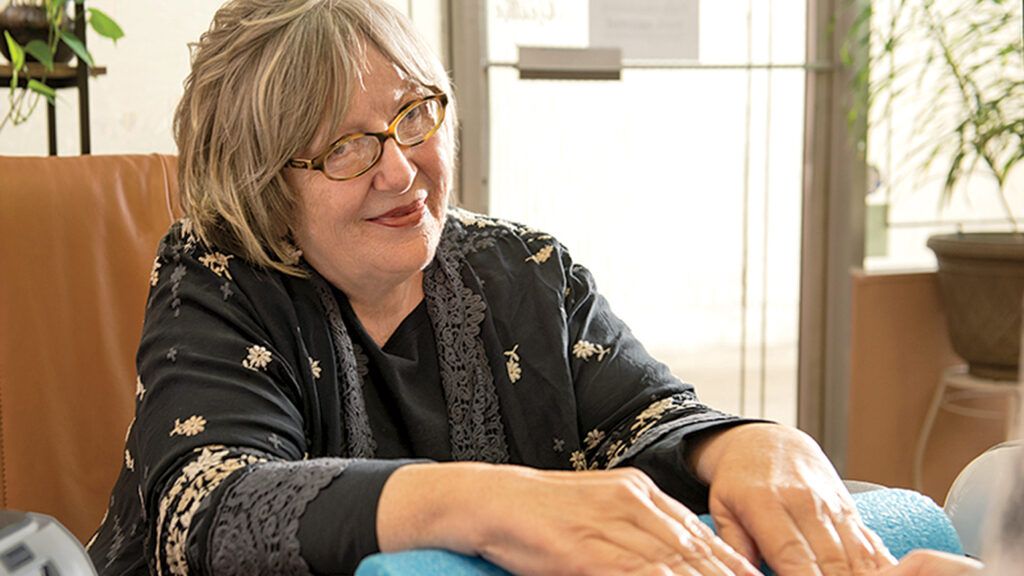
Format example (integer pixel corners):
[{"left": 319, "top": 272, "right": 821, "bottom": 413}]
[{"left": 174, "top": 0, "right": 455, "bottom": 276}]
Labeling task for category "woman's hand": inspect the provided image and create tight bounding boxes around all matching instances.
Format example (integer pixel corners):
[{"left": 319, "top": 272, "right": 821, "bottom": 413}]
[
  {"left": 378, "top": 462, "right": 761, "bottom": 576},
  {"left": 689, "top": 423, "right": 897, "bottom": 575},
  {"left": 877, "top": 550, "right": 983, "bottom": 576}
]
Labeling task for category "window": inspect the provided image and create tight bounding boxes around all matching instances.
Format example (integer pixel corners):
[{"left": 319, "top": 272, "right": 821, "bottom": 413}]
[{"left": 478, "top": 0, "right": 809, "bottom": 423}]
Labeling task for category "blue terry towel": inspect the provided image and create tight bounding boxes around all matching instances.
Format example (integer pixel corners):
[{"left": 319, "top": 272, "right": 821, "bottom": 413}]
[{"left": 355, "top": 488, "right": 963, "bottom": 576}]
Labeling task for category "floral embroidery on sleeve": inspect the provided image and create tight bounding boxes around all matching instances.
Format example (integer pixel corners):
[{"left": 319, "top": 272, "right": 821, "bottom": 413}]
[
  {"left": 503, "top": 344, "right": 522, "bottom": 383},
  {"left": 570, "top": 394, "right": 721, "bottom": 472},
  {"left": 525, "top": 244, "right": 554, "bottom": 264},
  {"left": 308, "top": 357, "right": 322, "bottom": 380},
  {"left": 156, "top": 446, "right": 265, "bottom": 576},
  {"left": 600, "top": 394, "right": 709, "bottom": 469},
  {"left": 136, "top": 375, "right": 146, "bottom": 400},
  {"left": 572, "top": 339, "right": 611, "bottom": 362},
  {"left": 630, "top": 397, "right": 679, "bottom": 438},
  {"left": 125, "top": 449, "right": 135, "bottom": 471},
  {"left": 198, "top": 251, "right": 234, "bottom": 280},
  {"left": 242, "top": 345, "right": 272, "bottom": 371},
  {"left": 220, "top": 282, "right": 234, "bottom": 301},
  {"left": 570, "top": 450, "right": 591, "bottom": 471},
  {"left": 150, "top": 257, "right": 162, "bottom": 287},
  {"left": 584, "top": 429, "right": 606, "bottom": 451},
  {"left": 170, "top": 415, "right": 207, "bottom": 438},
  {"left": 267, "top": 433, "right": 283, "bottom": 451},
  {"left": 572, "top": 430, "right": 607, "bottom": 469}
]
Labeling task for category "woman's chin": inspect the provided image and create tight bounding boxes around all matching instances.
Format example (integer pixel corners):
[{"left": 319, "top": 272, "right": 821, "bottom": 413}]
[{"left": 373, "top": 236, "right": 441, "bottom": 278}]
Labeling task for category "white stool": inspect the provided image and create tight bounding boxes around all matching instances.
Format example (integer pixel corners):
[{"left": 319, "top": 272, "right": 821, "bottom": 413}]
[{"left": 913, "top": 365, "right": 1024, "bottom": 491}]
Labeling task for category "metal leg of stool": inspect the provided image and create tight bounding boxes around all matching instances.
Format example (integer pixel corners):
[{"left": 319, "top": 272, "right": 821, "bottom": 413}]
[{"left": 914, "top": 377, "right": 949, "bottom": 492}]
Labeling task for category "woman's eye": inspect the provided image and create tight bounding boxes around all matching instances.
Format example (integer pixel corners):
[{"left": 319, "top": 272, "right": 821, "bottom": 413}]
[
  {"left": 329, "top": 141, "right": 352, "bottom": 158},
  {"left": 405, "top": 105, "right": 424, "bottom": 122}
]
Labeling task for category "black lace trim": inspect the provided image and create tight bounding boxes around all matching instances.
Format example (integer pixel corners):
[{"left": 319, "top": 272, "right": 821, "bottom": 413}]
[
  {"left": 208, "top": 459, "right": 348, "bottom": 576},
  {"left": 424, "top": 226, "right": 510, "bottom": 463},
  {"left": 304, "top": 212, "right": 511, "bottom": 465},
  {"left": 311, "top": 276, "right": 377, "bottom": 458},
  {"left": 446, "top": 207, "right": 545, "bottom": 257}
]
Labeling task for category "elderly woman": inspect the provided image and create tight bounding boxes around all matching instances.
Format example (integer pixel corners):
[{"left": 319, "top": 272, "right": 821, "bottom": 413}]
[{"left": 87, "top": 1, "right": 895, "bottom": 575}]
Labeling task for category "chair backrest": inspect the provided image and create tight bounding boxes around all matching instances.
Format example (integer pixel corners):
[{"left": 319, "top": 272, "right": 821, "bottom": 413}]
[{"left": 0, "top": 154, "right": 179, "bottom": 542}]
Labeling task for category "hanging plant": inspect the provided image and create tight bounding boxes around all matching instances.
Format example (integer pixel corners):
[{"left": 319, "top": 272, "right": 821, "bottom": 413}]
[{"left": 1, "top": 0, "right": 123, "bottom": 131}]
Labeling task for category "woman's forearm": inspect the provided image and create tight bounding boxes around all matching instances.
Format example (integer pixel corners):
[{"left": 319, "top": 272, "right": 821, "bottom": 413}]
[
  {"left": 375, "top": 461, "right": 500, "bottom": 555},
  {"left": 377, "top": 462, "right": 759, "bottom": 576}
]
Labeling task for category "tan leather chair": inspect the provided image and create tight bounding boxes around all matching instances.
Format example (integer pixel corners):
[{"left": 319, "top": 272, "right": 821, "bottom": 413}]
[{"left": 0, "top": 154, "right": 179, "bottom": 542}]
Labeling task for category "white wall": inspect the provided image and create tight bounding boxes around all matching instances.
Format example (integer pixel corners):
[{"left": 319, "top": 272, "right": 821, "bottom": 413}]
[{"left": 0, "top": 0, "right": 443, "bottom": 156}]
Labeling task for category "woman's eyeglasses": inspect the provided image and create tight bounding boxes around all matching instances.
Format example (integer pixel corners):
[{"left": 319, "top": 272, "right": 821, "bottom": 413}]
[{"left": 286, "top": 92, "right": 448, "bottom": 181}]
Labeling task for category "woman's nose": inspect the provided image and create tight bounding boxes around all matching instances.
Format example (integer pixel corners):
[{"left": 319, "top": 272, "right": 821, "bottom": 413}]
[{"left": 371, "top": 138, "right": 416, "bottom": 194}]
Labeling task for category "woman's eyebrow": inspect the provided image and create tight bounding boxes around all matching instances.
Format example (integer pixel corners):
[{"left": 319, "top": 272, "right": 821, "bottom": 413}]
[
  {"left": 329, "top": 83, "right": 431, "bottom": 140},
  {"left": 394, "top": 83, "right": 430, "bottom": 103}
]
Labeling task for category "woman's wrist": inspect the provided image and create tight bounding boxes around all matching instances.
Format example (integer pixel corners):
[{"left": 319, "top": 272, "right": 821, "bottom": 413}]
[
  {"left": 687, "top": 422, "right": 786, "bottom": 484},
  {"left": 376, "top": 461, "right": 508, "bottom": 555}
]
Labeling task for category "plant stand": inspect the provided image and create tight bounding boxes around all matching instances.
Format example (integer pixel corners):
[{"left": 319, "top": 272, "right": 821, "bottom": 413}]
[
  {"left": 0, "top": 62, "right": 106, "bottom": 155},
  {"left": 913, "top": 365, "right": 1024, "bottom": 492},
  {"left": 0, "top": 1, "right": 105, "bottom": 155}
]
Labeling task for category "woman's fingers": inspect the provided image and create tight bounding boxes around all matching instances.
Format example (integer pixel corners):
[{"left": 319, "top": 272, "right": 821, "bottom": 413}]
[
  {"left": 477, "top": 466, "right": 763, "bottom": 576},
  {"left": 782, "top": 491, "right": 860, "bottom": 575},
  {"left": 711, "top": 493, "right": 823, "bottom": 576},
  {"left": 754, "top": 505, "right": 821, "bottom": 575},
  {"left": 714, "top": 487, "right": 894, "bottom": 576},
  {"left": 694, "top": 425, "right": 900, "bottom": 575},
  {"left": 858, "top": 519, "right": 898, "bottom": 567},
  {"left": 710, "top": 504, "right": 761, "bottom": 565},
  {"left": 827, "top": 503, "right": 897, "bottom": 573},
  {"left": 648, "top": 488, "right": 761, "bottom": 576},
  {"left": 610, "top": 522, "right": 733, "bottom": 576},
  {"left": 782, "top": 485, "right": 897, "bottom": 575},
  {"left": 876, "top": 550, "right": 983, "bottom": 576},
  {"left": 585, "top": 470, "right": 757, "bottom": 576}
]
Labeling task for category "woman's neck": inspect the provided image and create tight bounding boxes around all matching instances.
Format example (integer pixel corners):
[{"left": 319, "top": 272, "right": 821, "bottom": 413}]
[{"left": 345, "top": 271, "right": 425, "bottom": 347}]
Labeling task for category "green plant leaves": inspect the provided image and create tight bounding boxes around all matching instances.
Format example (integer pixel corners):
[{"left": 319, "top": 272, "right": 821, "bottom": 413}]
[
  {"left": 2, "top": 0, "right": 123, "bottom": 132},
  {"left": 4, "top": 31, "right": 25, "bottom": 75},
  {"left": 87, "top": 8, "right": 124, "bottom": 42},
  {"left": 58, "top": 29, "right": 93, "bottom": 68},
  {"left": 23, "top": 40, "right": 54, "bottom": 72},
  {"left": 27, "top": 79, "right": 56, "bottom": 103},
  {"left": 849, "top": 0, "right": 1024, "bottom": 228}
]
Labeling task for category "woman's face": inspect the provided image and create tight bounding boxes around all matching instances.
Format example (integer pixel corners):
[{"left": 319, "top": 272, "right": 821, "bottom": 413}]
[{"left": 286, "top": 46, "right": 453, "bottom": 294}]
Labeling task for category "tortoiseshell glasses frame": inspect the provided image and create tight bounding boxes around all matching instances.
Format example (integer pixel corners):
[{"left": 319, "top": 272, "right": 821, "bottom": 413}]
[{"left": 286, "top": 91, "right": 449, "bottom": 182}]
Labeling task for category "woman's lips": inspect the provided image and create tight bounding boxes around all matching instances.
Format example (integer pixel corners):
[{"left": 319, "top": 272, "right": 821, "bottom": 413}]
[{"left": 368, "top": 199, "right": 426, "bottom": 228}]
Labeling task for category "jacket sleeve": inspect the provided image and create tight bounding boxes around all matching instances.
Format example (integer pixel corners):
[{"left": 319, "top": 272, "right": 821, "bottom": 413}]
[
  {"left": 131, "top": 224, "right": 413, "bottom": 576},
  {"left": 559, "top": 244, "right": 761, "bottom": 511}
]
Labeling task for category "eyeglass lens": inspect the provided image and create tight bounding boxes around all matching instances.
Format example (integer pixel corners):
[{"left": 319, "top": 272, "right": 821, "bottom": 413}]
[{"left": 324, "top": 98, "right": 444, "bottom": 179}]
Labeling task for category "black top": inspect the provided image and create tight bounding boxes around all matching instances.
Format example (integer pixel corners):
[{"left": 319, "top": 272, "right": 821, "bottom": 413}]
[
  {"left": 86, "top": 209, "right": 754, "bottom": 576},
  {"left": 346, "top": 296, "right": 451, "bottom": 460}
]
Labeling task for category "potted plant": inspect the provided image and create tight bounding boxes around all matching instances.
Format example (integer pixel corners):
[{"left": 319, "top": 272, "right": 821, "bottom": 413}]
[
  {"left": 847, "top": 0, "right": 1024, "bottom": 380},
  {"left": 0, "top": 0, "right": 122, "bottom": 130}
]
